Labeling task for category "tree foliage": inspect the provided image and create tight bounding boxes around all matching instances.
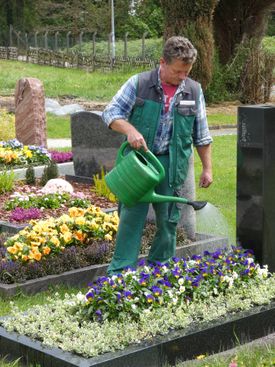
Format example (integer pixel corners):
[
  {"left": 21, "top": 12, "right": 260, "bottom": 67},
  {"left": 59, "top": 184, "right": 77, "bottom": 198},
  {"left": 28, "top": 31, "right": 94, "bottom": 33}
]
[
  {"left": 213, "top": 0, "right": 275, "bottom": 65},
  {"left": 160, "top": 0, "right": 219, "bottom": 89}
]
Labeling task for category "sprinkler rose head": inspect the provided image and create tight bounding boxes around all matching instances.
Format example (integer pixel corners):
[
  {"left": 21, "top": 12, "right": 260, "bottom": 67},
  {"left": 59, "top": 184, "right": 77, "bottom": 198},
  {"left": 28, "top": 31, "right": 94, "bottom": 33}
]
[{"left": 187, "top": 201, "right": 208, "bottom": 211}]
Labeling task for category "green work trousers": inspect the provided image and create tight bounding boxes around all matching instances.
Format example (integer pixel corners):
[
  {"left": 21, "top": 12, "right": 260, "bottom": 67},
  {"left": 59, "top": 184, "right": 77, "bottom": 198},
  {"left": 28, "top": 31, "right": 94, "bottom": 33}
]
[{"left": 107, "top": 155, "right": 182, "bottom": 275}]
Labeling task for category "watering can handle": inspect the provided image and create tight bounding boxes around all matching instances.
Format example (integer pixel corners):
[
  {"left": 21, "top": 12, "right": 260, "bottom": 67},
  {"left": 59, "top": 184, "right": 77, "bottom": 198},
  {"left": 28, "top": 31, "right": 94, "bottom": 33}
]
[{"left": 117, "top": 142, "right": 165, "bottom": 181}]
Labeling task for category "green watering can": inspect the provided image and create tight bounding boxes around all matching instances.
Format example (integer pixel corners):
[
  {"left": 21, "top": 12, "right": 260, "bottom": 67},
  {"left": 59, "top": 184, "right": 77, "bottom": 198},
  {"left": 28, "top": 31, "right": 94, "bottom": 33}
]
[{"left": 105, "top": 142, "right": 207, "bottom": 210}]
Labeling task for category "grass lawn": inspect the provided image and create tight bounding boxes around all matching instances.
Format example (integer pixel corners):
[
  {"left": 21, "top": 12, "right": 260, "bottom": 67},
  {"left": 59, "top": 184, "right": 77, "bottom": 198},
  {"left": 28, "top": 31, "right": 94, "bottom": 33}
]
[
  {"left": 194, "top": 135, "right": 236, "bottom": 243},
  {"left": 0, "top": 60, "right": 144, "bottom": 101},
  {"left": 207, "top": 113, "right": 236, "bottom": 127}
]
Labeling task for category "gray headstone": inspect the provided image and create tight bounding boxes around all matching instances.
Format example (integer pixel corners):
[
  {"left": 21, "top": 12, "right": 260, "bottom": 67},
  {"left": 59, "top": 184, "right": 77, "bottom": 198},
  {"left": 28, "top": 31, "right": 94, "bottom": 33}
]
[{"left": 71, "top": 111, "right": 124, "bottom": 178}]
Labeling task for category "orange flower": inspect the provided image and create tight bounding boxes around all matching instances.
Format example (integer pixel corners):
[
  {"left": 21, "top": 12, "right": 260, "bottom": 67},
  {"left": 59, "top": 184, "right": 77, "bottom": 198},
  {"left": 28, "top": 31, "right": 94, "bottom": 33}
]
[
  {"left": 33, "top": 252, "right": 42, "bottom": 261},
  {"left": 74, "top": 230, "right": 86, "bottom": 242},
  {"left": 7, "top": 246, "right": 17, "bottom": 255},
  {"left": 42, "top": 246, "right": 51, "bottom": 255}
]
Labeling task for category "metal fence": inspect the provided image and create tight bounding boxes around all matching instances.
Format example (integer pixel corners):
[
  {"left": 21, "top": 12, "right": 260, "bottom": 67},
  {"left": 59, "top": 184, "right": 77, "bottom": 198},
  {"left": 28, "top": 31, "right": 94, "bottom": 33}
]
[{"left": 0, "top": 25, "right": 159, "bottom": 70}]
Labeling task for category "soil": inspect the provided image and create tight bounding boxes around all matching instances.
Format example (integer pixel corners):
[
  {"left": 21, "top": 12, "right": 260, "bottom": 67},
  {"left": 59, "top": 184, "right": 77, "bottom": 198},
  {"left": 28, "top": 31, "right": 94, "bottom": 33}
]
[{"left": 0, "top": 180, "right": 116, "bottom": 224}]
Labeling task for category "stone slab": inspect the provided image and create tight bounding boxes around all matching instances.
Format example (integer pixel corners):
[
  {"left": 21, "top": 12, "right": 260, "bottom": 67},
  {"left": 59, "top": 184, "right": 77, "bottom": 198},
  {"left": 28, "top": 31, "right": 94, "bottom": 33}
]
[
  {"left": 0, "top": 302, "right": 274, "bottom": 366},
  {"left": 0, "top": 234, "right": 227, "bottom": 297}
]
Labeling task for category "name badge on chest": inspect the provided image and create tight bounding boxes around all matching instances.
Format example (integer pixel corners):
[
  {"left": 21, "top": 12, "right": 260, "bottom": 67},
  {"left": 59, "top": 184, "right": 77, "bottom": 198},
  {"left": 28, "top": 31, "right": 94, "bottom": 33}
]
[{"left": 180, "top": 100, "right": 195, "bottom": 106}]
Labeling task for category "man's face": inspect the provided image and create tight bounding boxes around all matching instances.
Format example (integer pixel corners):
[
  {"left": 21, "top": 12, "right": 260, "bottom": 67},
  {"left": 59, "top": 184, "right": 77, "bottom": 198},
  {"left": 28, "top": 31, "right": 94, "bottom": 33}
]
[{"left": 159, "top": 58, "right": 193, "bottom": 86}]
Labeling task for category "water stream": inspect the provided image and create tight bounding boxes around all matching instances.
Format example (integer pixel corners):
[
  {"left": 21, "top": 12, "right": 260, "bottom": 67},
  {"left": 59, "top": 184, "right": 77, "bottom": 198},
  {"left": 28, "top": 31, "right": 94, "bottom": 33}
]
[{"left": 196, "top": 202, "right": 234, "bottom": 246}]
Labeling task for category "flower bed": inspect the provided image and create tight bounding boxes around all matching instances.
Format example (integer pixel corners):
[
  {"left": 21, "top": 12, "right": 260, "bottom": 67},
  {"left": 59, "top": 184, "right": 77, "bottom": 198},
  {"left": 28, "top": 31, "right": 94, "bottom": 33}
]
[
  {"left": 1, "top": 204, "right": 118, "bottom": 265},
  {"left": 0, "top": 220, "right": 192, "bottom": 288},
  {"left": 0, "top": 180, "right": 116, "bottom": 224},
  {"left": 0, "top": 139, "right": 50, "bottom": 168},
  {"left": 0, "top": 248, "right": 274, "bottom": 366}
]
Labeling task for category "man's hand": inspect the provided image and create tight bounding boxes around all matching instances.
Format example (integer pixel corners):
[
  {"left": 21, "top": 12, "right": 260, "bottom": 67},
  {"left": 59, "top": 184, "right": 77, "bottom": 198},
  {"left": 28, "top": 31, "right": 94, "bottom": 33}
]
[
  {"left": 110, "top": 118, "right": 148, "bottom": 151},
  {"left": 127, "top": 130, "right": 148, "bottom": 151},
  {"left": 196, "top": 144, "right": 213, "bottom": 188},
  {"left": 199, "top": 169, "right": 213, "bottom": 188}
]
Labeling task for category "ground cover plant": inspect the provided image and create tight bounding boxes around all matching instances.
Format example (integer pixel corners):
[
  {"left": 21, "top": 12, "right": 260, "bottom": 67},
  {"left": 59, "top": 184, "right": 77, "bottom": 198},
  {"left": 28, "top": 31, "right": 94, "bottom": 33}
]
[{"left": 1, "top": 247, "right": 274, "bottom": 360}]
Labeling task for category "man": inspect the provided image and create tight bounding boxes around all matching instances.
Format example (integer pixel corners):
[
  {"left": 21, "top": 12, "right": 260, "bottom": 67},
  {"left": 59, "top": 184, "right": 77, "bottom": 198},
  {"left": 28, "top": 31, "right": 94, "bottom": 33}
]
[{"left": 102, "top": 36, "right": 213, "bottom": 275}]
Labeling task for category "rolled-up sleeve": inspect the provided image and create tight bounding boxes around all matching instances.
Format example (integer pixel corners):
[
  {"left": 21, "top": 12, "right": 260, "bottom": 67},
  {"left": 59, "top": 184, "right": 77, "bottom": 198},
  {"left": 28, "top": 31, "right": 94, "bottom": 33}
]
[
  {"left": 192, "top": 86, "right": 213, "bottom": 146},
  {"left": 102, "top": 75, "right": 138, "bottom": 127}
]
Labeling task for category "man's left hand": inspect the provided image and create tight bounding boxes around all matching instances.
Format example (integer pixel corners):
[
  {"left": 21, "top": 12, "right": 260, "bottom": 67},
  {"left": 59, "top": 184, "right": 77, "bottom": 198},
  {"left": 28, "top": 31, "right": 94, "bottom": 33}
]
[{"left": 199, "top": 169, "right": 213, "bottom": 188}]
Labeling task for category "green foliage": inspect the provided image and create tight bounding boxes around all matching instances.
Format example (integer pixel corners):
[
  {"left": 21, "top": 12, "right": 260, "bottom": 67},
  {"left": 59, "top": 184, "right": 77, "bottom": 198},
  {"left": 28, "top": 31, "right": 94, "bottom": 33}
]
[
  {"left": 92, "top": 168, "right": 117, "bottom": 203},
  {"left": 0, "top": 109, "right": 15, "bottom": 141},
  {"left": 266, "top": 12, "right": 275, "bottom": 36},
  {"left": 40, "top": 160, "right": 58, "bottom": 186},
  {"left": 46, "top": 160, "right": 59, "bottom": 180},
  {"left": 4, "top": 192, "right": 91, "bottom": 211},
  {"left": 262, "top": 36, "right": 275, "bottom": 54},
  {"left": 40, "top": 165, "right": 49, "bottom": 186},
  {"left": 0, "top": 169, "right": 15, "bottom": 194},
  {"left": 204, "top": 51, "right": 233, "bottom": 104},
  {"left": 25, "top": 165, "right": 36, "bottom": 185}
]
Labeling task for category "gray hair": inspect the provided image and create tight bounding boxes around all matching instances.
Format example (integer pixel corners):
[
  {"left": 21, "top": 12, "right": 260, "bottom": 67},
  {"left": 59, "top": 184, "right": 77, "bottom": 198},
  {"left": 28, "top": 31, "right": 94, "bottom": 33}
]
[{"left": 162, "top": 36, "right": 197, "bottom": 64}]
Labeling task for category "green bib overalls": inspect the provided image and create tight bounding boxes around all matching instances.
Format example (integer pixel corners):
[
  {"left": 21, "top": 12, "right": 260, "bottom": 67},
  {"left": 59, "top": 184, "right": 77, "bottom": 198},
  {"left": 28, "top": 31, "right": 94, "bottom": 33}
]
[{"left": 107, "top": 69, "right": 200, "bottom": 275}]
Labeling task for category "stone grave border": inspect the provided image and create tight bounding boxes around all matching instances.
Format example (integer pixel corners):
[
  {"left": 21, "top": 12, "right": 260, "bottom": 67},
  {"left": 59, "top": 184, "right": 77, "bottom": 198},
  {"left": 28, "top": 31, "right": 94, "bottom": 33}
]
[
  {"left": 3, "top": 162, "right": 75, "bottom": 180},
  {"left": 0, "top": 302, "right": 274, "bottom": 367}
]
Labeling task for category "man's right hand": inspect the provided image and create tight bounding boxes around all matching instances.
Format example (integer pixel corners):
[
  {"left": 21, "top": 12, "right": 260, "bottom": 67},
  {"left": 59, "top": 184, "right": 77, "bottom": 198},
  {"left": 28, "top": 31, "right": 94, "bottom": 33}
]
[
  {"left": 110, "top": 119, "right": 148, "bottom": 151},
  {"left": 127, "top": 130, "right": 148, "bottom": 151}
]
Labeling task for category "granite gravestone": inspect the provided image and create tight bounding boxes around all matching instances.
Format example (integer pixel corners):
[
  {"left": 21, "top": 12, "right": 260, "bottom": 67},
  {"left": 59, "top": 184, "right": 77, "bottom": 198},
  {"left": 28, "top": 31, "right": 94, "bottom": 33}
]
[
  {"left": 70, "top": 111, "right": 124, "bottom": 182},
  {"left": 15, "top": 78, "right": 47, "bottom": 147},
  {"left": 237, "top": 105, "right": 275, "bottom": 272}
]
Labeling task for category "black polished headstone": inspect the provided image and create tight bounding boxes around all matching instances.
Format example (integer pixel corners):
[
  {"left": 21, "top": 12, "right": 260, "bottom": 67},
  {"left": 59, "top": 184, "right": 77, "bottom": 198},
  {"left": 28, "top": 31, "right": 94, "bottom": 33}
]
[
  {"left": 70, "top": 111, "right": 124, "bottom": 178},
  {"left": 237, "top": 105, "right": 275, "bottom": 271}
]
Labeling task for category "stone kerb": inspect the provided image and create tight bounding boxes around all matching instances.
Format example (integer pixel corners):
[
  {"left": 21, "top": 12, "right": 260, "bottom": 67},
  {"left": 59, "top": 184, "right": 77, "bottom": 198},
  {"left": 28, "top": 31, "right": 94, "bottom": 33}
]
[
  {"left": 0, "top": 231, "right": 227, "bottom": 297},
  {"left": 0, "top": 302, "right": 274, "bottom": 367},
  {"left": 3, "top": 162, "right": 75, "bottom": 181},
  {"left": 70, "top": 111, "right": 124, "bottom": 181}
]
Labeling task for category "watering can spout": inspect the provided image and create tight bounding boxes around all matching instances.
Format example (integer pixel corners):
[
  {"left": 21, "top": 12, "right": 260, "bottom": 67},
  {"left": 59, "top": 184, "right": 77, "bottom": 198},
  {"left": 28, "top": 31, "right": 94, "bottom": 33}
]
[{"left": 141, "top": 191, "right": 207, "bottom": 211}]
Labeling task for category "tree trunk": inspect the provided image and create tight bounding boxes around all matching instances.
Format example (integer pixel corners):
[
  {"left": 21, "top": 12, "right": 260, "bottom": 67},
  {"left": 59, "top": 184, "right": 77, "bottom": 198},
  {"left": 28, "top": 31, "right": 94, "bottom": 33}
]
[
  {"left": 160, "top": 0, "right": 218, "bottom": 89},
  {"left": 214, "top": 0, "right": 275, "bottom": 65}
]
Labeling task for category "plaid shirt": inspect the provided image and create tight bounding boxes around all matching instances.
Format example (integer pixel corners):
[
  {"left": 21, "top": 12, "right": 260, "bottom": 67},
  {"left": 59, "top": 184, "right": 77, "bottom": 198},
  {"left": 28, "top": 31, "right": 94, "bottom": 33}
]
[{"left": 102, "top": 69, "right": 212, "bottom": 154}]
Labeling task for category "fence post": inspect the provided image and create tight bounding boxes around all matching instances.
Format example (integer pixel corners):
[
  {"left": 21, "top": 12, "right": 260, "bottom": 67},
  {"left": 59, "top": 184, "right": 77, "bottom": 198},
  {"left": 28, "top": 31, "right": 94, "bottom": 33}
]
[
  {"left": 54, "top": 31, "right": 59, "bottom": 51},
  {"left": 44, "top": 31, "right": 48, "bottom": 49},
  {"left": 92, "top": 31, "right": 97, "bottom": 58},
  {"left": 17, "top": 31, "right": 21, "bottom": 49},
  {"left": 66, "top": 31, "right": 71, "bottom": 53},
  {"left": 79, "top": 31, "right": 83, "bottom": 52},
  {"left": 9, "top": 25, "right": 13, "bottom": 47},
  {"left": 34, "top": 31, "right": 39, "bottom": 48},
  {"left": 124, "top": 32, "right": 129, "bottom": 59},
  {"left": 108, "top": 33, "right": 112, "bottom": 59},
  {"left": 142, "top": 32, "right": 148, "bottom": 60},
  {"left": 25, "top": 33, "right": 28, "bottom": 51}
]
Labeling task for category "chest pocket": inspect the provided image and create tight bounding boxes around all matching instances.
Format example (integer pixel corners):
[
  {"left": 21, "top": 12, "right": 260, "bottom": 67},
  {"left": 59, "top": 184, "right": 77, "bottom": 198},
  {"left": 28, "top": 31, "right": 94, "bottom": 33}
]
[{"left": 177, "top": 105, "right": 197, "bottom": 116}]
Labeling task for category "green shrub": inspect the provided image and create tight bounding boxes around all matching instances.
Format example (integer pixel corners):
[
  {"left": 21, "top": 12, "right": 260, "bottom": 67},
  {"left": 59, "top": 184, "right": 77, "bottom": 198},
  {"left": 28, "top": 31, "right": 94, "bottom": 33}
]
[
  {"left": 92, "top": 168, "right": 117, "bottom": 203},
  {"left": 0, "top": 109, "right": 15, "bottom": 141},
  {"left": 25, "top": 165, "right": 36, "bottom": 185},
  {"left": 40, "top": 160, "right": 59, "bottom": 186},
  {"left": 204, "top": 51, "right": 233, "bottom": 104},
  {"left": 0, "top": 169, "right": 15, "bottom": 194}
]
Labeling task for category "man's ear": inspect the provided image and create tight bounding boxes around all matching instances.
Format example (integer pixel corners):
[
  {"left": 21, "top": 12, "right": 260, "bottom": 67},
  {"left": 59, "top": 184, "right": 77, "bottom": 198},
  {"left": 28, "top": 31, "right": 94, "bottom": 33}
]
[{"left": 159, "top": 57, "right": 165, "bottom": 66}]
